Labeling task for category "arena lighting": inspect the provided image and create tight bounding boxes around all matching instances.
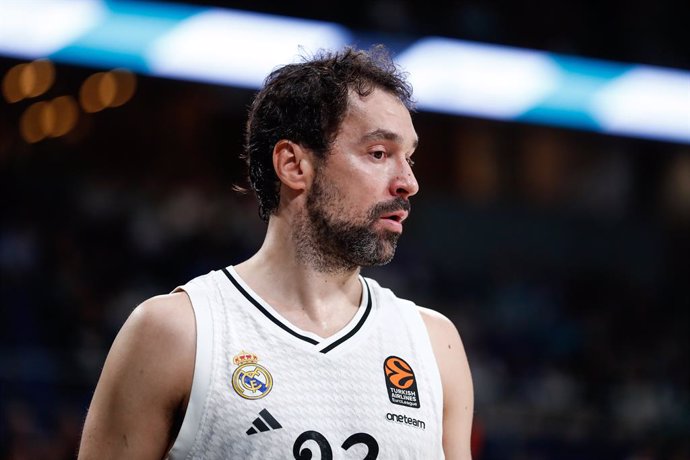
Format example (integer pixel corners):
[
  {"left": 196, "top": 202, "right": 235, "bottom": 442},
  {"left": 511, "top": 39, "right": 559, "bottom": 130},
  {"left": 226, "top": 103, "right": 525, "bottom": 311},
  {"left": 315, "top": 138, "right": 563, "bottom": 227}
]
[
  {"left": 591, "top": 67, "right": 690, "bottom": 144},
  {"left": 19, "top": 95, "right": 80, "bottom": 142},
  {"left": 394, "top": 38, "right": 562, "bottom": 119},
  {"left": 0, "top": 0, "right": 350, "bottom": 79},
  {"left": 2, "top": 60, "right": 56, "bottom": 103},
  {"left": 0, "top": 0, "right": 105, "bottom": 58},
  {"left": 0, "top": 0, "right": 688, "bottom": 143},
  {"left": 145, "top": 10, "right": 351, "bottom": 88},
  {"left": 79, "top": 69, "right": 137, "bottom": 112},
  {"left": 396, "top": 37, "right": 690, "bottom": 143}
]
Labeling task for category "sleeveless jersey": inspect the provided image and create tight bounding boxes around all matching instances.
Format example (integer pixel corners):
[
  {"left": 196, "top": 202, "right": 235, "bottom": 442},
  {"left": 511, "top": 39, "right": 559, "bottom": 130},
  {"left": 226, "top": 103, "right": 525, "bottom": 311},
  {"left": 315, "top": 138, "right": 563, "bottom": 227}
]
[{"left": 167, "top": 266, "right": 444, "bottom": 460}]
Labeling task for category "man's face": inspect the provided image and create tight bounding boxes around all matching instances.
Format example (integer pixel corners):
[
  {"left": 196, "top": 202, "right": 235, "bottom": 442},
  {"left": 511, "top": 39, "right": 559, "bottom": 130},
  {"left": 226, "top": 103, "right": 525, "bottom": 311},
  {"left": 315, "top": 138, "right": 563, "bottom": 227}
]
[{"left": 295, "top": 88, "right": 419, "bottom": 273}]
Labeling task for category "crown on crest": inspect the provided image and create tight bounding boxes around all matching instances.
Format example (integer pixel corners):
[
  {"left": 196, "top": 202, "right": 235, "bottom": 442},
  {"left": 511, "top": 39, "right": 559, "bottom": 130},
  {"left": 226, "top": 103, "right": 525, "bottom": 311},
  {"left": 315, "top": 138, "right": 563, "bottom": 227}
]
[{"left": 233, "top": 351, "right": 258, "bottom": 365}]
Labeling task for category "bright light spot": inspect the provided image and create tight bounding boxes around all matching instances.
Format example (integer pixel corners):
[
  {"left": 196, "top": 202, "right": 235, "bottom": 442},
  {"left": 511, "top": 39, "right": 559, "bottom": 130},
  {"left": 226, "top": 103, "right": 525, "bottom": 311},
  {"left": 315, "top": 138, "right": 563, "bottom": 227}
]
[
  {"left": 20, "top": 101, "right": 49, "bottom": 143},
  {"left": 109, "top": 69, "right": 137, "bottom": 107},
  {"left": 396, "top": 37, "right": 561, "bottom": 119},
  {"left": 0, "top": 0, "right": 105, "bottom": 59},
  {"left": 18, "top": 96, "right": 79, "bottom": 143},
  {"left": 146, "top": 9, "right": 350, "bottom": 88},
  {"left": 18, "top": 65, "right": 36, "bottom": 98},
  {"left": 21, "top": 59, "right": 55, "bottom": 98},
  {"left": 3, "top": 60, "right": 55, "bottom": 102},
  {"left": 99, "top": 72, "right": 117, "bottom": 107},
  {"left": 40, "top": 99, "right": 57, "bottom": 135},
  {"left": 2, "top": 64, "right": 26, "bottom": 103},
  {"left": 18, "top": 59, "right": 55, "bottom": 99},
  {"left": 50, "top": 95, "right": 79, "bottom": 137},
  {"left": 591, "top": 66, "right": 690, "bottom": 143},
  {"left": 80, "top": 72, "right": 106, "bottom": 113},
  {"left": 79, "top": 69, "right": 137, "bottom": 112}
]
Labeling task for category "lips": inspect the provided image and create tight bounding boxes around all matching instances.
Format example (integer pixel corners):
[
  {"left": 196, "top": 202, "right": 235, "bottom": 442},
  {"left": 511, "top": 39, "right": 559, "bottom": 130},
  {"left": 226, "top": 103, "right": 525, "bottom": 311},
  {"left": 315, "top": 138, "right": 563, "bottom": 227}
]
[
  {"left": 379, "top": 210, "right": 408, "bottom": 223},
  {"left": 371, "top": 198, "right": 411, "bottom": 232},
  {"left": 377, "top": 210, "right": 408, "bottom": 234}
]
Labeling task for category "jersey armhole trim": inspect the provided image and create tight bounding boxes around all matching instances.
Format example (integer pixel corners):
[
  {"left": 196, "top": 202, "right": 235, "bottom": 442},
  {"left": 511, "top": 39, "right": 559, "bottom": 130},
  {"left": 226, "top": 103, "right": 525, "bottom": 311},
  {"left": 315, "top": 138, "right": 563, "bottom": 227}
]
[
  {"left": 166, "top": 283, "right": 213, "bottom": 460},
  {"left": 414, "top": 307, "right": 445, "bottom": 388}
]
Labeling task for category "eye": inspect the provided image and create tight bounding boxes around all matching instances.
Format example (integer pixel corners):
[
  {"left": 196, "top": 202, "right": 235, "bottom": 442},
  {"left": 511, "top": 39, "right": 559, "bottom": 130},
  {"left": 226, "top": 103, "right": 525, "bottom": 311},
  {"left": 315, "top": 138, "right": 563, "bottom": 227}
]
[
  {"left": 370, "top": 150, "right": 385, "bottom": 160},
  {"left": 406, "top": 157, "right": 415, "bottom": 167}
]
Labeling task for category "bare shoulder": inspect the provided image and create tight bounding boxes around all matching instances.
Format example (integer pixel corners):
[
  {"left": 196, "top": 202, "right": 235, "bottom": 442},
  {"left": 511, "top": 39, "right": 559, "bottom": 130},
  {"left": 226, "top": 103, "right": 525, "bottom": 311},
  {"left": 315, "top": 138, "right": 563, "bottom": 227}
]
[
  {"left": 417, "top": 306, "right": 474, "bottom": 459},
  {"left": 128, "top": 291, "right": 195, "bottom": 341},
  {"left": 417, "top": 306, "right": 467, "bottom": 370},
  {"left": 78, "top": 292, "right": 195, "bottom": 459},
  {"left": 115, "top": 292, "right": 196, "bottom": 374},
  {"left": 108, "top": 291, "right": 196, "bottom": 405},
  {"left": 418, "top": 306, "right": 460, "bottom": 339}
]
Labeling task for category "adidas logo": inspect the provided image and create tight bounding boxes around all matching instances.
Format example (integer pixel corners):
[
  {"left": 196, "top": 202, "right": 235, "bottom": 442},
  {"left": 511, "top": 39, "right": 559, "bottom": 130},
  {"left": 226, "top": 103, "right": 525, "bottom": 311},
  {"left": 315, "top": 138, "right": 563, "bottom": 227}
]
[{"left": 246, "top": 409, "right": 283, "bottom": 435}]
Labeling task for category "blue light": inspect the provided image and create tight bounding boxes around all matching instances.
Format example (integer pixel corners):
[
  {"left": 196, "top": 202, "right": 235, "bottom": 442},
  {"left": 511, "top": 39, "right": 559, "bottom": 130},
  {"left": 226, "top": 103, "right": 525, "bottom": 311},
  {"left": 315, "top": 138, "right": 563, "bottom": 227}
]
[{"left": 0, "top": 0, "right": 688, "bottom": 143}]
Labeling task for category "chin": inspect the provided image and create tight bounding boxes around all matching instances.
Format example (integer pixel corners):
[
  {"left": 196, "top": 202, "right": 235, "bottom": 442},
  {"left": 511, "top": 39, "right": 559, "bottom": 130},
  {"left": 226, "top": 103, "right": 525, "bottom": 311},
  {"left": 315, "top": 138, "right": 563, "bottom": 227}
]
[{"left": 357, "top": 241, "right": 398, "bottom": 267}]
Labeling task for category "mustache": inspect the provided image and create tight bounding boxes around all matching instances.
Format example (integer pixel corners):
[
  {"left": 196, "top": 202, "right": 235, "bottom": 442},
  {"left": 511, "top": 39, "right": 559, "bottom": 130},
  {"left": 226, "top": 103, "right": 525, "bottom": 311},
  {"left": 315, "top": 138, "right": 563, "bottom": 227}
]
[{"left": 368, "top": 197, "right": 411, "bottom": 221}]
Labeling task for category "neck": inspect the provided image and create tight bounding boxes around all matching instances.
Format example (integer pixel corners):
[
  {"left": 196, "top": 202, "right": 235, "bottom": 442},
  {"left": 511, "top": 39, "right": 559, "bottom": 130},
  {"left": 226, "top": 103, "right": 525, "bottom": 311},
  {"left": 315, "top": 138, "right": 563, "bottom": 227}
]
[{"left": 234, "top": 213, "right": 363, "bottom": 333}]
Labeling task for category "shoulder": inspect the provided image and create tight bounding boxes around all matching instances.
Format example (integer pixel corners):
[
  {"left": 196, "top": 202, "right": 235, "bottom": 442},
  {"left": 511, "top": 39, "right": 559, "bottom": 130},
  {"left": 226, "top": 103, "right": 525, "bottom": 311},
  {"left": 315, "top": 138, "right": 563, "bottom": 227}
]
[
  {"left": 417, "top": 306, "right": 474, "bottom": 458},
  {"left": 120, "top": 290, "right": 195, "bottom": 356},
  {"left": 128, "top": 291, "right": 194, "bottom": 334},
  {"left": 416, "top": 306, "right": 469, "bottom": 375},
  {"left": 417, "top": 306, "right": 460, "bottom": 339},
  {"left": 78, "top": 292, "right": 196, "bottom": 458},
  {"left": 108, "top": 292, "right": 196, "bottom": 402},
  {"left": 416, "top": 305, "right": 472, "bottom": 400},
  {"left": 122, "top": 292, "right": 195, "bottom": 356}
]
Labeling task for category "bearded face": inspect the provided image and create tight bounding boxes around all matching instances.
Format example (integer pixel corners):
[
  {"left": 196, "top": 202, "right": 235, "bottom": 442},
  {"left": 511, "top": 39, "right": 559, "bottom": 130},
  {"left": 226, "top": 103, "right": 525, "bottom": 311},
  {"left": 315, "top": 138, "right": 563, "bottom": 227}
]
[
  {"left": 288, "top": 89, "right": 418, "bottom": 273},
  {"left": 294, "top": 169, "right": 411, "bottom": 273}
]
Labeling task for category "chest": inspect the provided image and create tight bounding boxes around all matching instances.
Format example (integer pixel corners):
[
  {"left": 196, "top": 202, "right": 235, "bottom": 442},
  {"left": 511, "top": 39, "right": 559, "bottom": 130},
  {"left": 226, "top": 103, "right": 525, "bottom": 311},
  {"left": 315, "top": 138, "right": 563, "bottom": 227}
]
[
  {"left": 177, "top": 274, "right": 446, "bottom": 459},
  {"left": 200, "top": 335, "right": 443, "bottom": 459}
]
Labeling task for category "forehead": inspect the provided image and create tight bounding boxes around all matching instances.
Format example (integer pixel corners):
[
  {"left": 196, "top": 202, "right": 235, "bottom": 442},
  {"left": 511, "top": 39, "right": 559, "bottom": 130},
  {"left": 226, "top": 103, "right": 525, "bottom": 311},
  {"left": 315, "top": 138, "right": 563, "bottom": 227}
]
[{"left": 338, "top": 89, "right": 417, "bottom": 148}]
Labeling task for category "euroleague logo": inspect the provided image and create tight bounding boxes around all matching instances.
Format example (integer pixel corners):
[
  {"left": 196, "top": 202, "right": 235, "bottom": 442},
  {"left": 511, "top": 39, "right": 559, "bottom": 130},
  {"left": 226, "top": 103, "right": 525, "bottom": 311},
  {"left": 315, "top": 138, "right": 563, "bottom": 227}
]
[{"left": 383, "top": 356, "right": 420, "bottom": 408}]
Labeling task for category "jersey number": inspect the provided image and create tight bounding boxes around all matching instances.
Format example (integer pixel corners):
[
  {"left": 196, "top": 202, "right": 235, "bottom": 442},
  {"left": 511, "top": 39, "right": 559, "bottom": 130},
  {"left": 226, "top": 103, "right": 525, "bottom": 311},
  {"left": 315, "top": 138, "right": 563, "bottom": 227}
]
[{"left": 293, "top": 431, "right": 379, "bottom": 459}]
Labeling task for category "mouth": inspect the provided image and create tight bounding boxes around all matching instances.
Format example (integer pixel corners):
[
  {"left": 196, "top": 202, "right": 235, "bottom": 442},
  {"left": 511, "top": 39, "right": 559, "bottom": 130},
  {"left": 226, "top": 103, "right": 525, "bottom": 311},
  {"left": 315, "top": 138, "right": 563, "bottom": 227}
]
[
  {"left": 377, "top": 210, "right": 408, "bottom": 233},
  {"left": 379, "top": 210, "right": 408, "bottom": 223}
]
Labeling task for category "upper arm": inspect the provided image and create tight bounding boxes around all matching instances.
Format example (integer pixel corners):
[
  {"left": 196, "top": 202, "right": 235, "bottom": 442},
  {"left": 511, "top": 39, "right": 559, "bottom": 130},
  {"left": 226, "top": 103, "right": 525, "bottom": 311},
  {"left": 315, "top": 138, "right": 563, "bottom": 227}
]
[
  {"left": 78, "top": 292, "right": 196, "bottom": 460},
  {"left": 419, "top": 307, "right": 474, "bottom": 460}
]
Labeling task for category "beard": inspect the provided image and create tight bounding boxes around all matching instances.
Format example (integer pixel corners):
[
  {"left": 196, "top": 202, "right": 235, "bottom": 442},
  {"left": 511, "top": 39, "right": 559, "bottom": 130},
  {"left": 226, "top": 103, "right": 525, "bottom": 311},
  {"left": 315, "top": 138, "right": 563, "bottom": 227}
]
[{"left": 293, "top": 173, "right": 411, "bottom": 274}]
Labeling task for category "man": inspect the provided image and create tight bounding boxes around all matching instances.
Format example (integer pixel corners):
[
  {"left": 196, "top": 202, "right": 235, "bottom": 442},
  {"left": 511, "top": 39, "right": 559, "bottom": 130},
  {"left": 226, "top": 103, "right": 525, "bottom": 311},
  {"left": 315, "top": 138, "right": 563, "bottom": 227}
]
[{"left": 79, "top": 46, "right": 473, "bottom": 459}]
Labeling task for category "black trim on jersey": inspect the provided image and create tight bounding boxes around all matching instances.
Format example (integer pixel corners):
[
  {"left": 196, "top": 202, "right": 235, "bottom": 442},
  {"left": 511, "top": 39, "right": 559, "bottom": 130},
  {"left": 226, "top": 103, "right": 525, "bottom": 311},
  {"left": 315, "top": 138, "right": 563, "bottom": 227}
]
[
  {"left": 222, "top": 268, "right": 373, "bottom": 353},
  {"left": 320, "top": 279, "right": 372, "bottom": 354},
  {"left": 222, "top": 267, "right": 320, "bottom": 345}
]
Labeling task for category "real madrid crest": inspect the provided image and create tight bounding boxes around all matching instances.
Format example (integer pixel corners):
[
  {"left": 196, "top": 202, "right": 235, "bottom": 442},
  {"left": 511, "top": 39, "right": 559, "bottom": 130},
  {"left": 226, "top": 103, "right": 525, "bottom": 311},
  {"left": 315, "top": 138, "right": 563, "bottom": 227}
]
[{"left": 231, "top": 351, "right": 273, "bottom": 400}]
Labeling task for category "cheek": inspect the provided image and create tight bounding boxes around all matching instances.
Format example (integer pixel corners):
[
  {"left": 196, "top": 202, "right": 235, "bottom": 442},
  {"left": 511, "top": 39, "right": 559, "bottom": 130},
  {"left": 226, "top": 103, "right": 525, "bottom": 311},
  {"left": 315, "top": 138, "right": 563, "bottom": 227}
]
[
  {"left": 338, "top": 178, "right": 375, "bottom": 207},
  {"left": 325, "top": 181, "right": 373, "bottom": 220},
  {"left": 320, "top": 158, "right": 385, "bottom": 206},
  {"left": 342, "top": 163, "right": 384, "bottom": 193}
]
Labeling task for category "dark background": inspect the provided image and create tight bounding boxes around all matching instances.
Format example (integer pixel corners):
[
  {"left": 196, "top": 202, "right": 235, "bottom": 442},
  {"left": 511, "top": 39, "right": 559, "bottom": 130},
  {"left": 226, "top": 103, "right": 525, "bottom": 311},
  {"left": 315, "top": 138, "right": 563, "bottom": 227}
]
[{"left": 1, "top": 1, "right": 688, "bottom": 458}]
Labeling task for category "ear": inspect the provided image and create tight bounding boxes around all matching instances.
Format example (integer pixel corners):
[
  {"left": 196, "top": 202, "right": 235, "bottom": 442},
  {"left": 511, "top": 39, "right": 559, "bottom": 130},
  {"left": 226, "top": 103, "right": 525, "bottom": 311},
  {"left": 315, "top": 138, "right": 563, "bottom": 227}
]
[{"left": 273, "top": 139, "right": 314, "bottom": 192}]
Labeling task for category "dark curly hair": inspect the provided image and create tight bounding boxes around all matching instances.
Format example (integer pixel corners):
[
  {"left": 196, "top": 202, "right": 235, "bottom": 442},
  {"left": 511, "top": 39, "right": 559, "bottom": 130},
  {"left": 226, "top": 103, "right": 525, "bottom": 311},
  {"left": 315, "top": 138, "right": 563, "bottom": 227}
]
[{"left": 244, "top": 45, "right": 414, "bottom": 221}]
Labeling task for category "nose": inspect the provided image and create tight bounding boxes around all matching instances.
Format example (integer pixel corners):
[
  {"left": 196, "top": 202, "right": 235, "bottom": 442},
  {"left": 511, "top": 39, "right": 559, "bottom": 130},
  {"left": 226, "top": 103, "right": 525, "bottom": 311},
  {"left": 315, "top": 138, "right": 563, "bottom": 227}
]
[{"left": 390, "top": 158, "right": 419, "bottom": 199}]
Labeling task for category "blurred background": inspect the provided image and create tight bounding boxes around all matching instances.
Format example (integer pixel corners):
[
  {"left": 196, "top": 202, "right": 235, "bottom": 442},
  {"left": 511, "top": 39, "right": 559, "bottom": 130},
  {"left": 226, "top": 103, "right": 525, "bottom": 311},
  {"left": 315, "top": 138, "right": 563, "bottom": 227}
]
[{"left": 0, "top": 0, "right": 688, "bottom": 459}]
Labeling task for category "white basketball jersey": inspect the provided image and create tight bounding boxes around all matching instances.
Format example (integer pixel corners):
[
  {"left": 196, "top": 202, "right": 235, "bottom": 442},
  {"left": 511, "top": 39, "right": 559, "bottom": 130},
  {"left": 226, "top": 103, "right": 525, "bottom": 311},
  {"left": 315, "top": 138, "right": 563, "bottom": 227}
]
[{"left": 167, "top": 266, "right": 445, "bottom": 460}]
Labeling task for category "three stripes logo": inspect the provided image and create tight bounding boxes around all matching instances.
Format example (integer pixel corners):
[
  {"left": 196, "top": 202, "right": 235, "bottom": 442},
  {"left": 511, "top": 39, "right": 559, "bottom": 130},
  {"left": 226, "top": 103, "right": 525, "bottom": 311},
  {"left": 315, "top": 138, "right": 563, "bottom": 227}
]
[{"left": 246, "top": 409, "right": 283, "bottom": 435}]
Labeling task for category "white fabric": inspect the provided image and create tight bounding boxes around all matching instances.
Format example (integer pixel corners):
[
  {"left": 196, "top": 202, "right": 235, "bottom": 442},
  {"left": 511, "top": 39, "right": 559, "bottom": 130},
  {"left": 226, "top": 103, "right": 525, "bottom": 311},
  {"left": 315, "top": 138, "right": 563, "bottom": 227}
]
[{"left": 167, "top": 266, "right": 445, "bottom": 459}]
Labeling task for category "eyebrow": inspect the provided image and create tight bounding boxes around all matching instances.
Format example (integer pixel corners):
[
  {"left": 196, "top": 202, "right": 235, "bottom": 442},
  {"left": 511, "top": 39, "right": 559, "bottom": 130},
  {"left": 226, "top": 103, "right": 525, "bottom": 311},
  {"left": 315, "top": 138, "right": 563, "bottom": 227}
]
[{"left": 361, "top": 129, "right": 419, "bottom": 150}]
